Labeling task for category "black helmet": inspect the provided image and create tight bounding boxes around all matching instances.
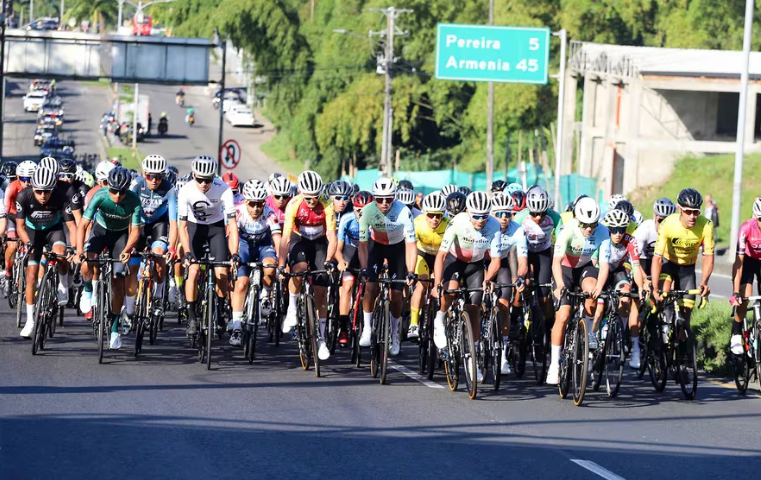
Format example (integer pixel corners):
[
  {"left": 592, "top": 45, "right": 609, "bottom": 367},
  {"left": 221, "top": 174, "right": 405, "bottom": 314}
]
[
  {"left": 165, "top": 170, "right": 177, "bottom": 186},
  {"left": 446, "top": 191, "right": 467, "bottom": 216},
  {"left": 491, "top": 180, "right": 506, "bottom": 192},
  {"left": 398, "top": 179, "right": 414, "bottom": 191},
  {"left": 328, "top": 180, "right": 353, "bottom": 197},
  {"left": 352, "top": 183, "right": 360, "bottom": 195},
  {"left": 167, "top": 165, "right": 179, "bottom": 175},
  {"left": 1, "top": 161, "right": 18, "bottom": 178},
  {"left": 677, "top": 188, "right": 703, "bottom": 209},
  {"left": 108, "top": 167, "right": 132, "bottom": 192},
  {"left": 613, "top": 200, "right": 634, "bottom": 218},
  {"left": 568, "top": 194, "right": 589, "bottom": 213},
  {"left": 59, "top": 158, "right": 77, "bottom": 174},
  {"left": 458, "top": 186, "right": 472, "bottom": 196}
]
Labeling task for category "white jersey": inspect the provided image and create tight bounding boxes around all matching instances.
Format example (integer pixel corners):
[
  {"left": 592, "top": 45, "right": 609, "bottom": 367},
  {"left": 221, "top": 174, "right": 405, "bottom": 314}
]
[
  {"left": 0, "top": 189, "right": 6, "bottom": 218},
  {"left": 633, "top": 218, "right": 658, "bottom": 260},
  {"left": 178, "top": 178, "right": 236, "bottom": 225}
]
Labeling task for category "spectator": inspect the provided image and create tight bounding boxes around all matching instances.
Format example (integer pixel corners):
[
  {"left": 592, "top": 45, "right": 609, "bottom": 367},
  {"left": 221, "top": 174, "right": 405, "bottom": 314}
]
[{"left": 704, "top": 194, "right": 719, "bottom": 241}]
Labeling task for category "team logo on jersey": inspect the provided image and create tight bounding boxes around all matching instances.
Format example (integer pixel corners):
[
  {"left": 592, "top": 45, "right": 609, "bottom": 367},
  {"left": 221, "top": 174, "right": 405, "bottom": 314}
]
[{"left": 192, "top": 200, "right": 212, "bottom": 221}]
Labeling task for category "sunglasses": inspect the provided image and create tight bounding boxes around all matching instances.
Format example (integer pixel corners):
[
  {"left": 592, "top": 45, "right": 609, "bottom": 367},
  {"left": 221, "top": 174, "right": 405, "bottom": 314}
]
[
  {"left": 471, "top": 214, "right": 489, "bottom": 221},
  {"left": 494, "top": 211, "right": 512, "bottom": 219},
  {"left": 426, "top": 213, "right": 443, "bottom": 220},
  {"left": 333, "top": 195, "right": 350, "bottom": 201},
  {"left": 682, "top": 208, "right": 700, "bottom": 216},
  {"left": 58, "top": 173, "right": 74, "bottom": 180},
  {"left": 376, "top": 197, "right": 394, "bottom": 204},
  {"left": 303, "top": 196, "right": 320, "bottom": 203},
  {"left": 195, "top": 177, "right": 213, "bottom": 185},
  {"left": 19, "top": 177, "right": 31, "bottom": 183},
  {"left": 33, "top": 189, "right": 52, "bottom": 194},
  {"left": 579, "top": 222, "right": 598, "bottom": 230},
  {"left": 655, "top": 216, "right": 665, "bottom": 224},
  {"left": 146, "top": 173, "right": 164, "bottom": 181},
  {"left": 109, "top": 188, "right": 127, "bottom": 196},
  {"left": 274, "top": 195, "right": 291, "bottom": 201},
  {"left": 609, "top": 227, "right": 627, "bottom": 234},
  {"left": 247, "top": 201, "right": 264, "bottom": 208},
  {"left": 530, "top": 211, "right": 546, "bottom": 218}
]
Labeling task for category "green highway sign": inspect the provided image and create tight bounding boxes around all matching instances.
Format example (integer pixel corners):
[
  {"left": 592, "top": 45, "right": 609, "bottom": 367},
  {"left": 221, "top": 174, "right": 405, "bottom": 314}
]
[{"left": 435, "top": 24, "right": 550, "bottom": 84}]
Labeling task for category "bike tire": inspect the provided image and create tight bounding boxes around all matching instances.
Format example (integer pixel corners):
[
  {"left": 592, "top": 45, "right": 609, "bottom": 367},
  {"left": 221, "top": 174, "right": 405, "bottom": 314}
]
[
  {"left": 370, "top": 301, "right": 383, "bottom": 379},
  {"left": 458, "top": 312, "right": 477, "bottom": 399},
  {"left": 513, "top": 322, "right": 527, "bottom": 379},
  {"left": 149, "top": 311, "right": 159, "bottom": 345},
  {"left": 134, "top": 292, "right": 147, "bottom": 357},
  {"left": 572, "top": 317, "right": 589, "bottom": 406},
  {"left": 31, "top": 283, "right": 45, "bottom": 356},
  {"left": 444, "top": 313, "right": 459, "bottom": 392},
  {"left": 604, "top": 319, "right": 624, "bottom": 398},
  {"left": 249, "top": 285, "right": 260, "bottom": 362},
  {"left": 379, "top": 300, "right": 391, "bottom": 385},
  {"left": 676, "top": 323, "right": 698, "bottom": 400},
  {"left": 298, "top": 298, "right": 311, "bottom": 371},
  {"left": 15, "top": 267, "right": 25, "bottom": 329},
  {"left": 307, "top": 295, "right": 321, "bottom": 378},
  {"left": 350, "top": 306, "right": 360, "bottom": 367},
  {"left": 559, "top": 317, "right": 576, "bottom": 399},
  {"left": 205, "top": 292, "right": 215, "bottom": 370},
  {"left": 418, "top": 329, "right": 429, "bottom": 375},
  {"left": 490, "top": 307, "right": 502, "bottom": 391},
  {"left": 636, "top": 330, "right": 649, "bottom": 380},
  {"left": 733, "top": 351, "right": 750, "bottom": 395},
  {"left": 325, "top": 284, "right": 339, "bottom": 355},
  {"left": 530, "top": 304, "right": 548, "bottom": 385},
  {"left": 96, "top": 282, "right": 106, "bottom": 364}
]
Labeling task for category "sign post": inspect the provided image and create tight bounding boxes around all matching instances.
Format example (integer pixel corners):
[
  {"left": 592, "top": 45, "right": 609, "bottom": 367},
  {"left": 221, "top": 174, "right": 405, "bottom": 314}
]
[{"left": 220, "top": 139, "right": 241, "bottom": 170}]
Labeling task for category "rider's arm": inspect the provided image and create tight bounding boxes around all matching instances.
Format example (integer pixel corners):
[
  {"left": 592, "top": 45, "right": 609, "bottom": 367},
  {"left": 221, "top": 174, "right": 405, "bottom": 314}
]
[
  {"left": 357, "top": 204, "right": 370, "bottom": 270},
  {"left": 15, "top": 217, "right": 30, "bottom": 245},
  {"left": 76, "top": 218, "right": 90, "bottom": 254},
  {"left": 0, "top": 190, "right": 6, "bottom": 236},
  {"left": 515, "top": 228, "right": 528, "bottom": 278},
  {"left": 485, "top": 255, "right": 501, "bottom": 283},
  {"left": 401, "top": 206, "right": 417, "bottom": 274},
  {"left": 733, "top": 254, "right": 744, "bottom": 296},
  {"left": 699, "top": 220, "right": 716, "bottom": 289},
  {"left": 167, "top": 187, "right": 179, "bottom": 253},
  {"left": 221, "top": 188, "right": 239, "bottom": 256},
  {"left": 552, "top": 226, "right": 570, "bottom": 291},
  {"left": 324, "top": 203, "right": 338, "bottom": 262},
  {"left": 433, "top": 250, "right": 446, "bottom": 287},
  {"left": 123, "top": 204, "right": 143, "bottom": 253},
  {"left": 278, "top": 200, "right": 297, "bottom": 268}
]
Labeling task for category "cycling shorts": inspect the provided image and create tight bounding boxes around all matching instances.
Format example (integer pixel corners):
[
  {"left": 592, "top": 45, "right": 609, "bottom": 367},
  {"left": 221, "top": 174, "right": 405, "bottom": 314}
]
[
  {"left": 340, "top": 244, "right": 361, "bottom": 282},
  {"left": 659, "top": 260, "right": 696, "bottom": 308},
  {"left": 84, "top": 223, "right": 129, "bottom": 276},
  {"left": 188, "top": 220, "right": 229, "bottom": 263},
  {"left": 740, "top": 256, "right": 761, "bottom": 290},
  {"left": 441, "top": 253, "right": 484, "bottom": 305},
  {"left": 131, "top": 218, "right": 170, "bottom": 267},
  {"left": 496, "top": 257, "right": 516, "bottom": 301},
  {"left": 237, "top": 238, "right": 277, "bottom": 278},
  {"left": 558, "top": 264, "right": 598, "bottom": 307},
  {"left": 6, "top": 213, "right": 16, "bottom": 238},
  {"left": 605, "top": 265, "right": 630, "bottom": 290},
  {"left": 289, "top": 233, "right": 328, "bottom": 286},
  {"left": 27, "top": 223, "right": 66, "bottom": 265},
  {"left": 366, "top": 239, "right": 407, "bottom": 291},
  {"left": 528, "top": 247, "right": 552, "bottom": 298},
  {"left": 414, "top": 249, "right": 436, "bottom": 277}
]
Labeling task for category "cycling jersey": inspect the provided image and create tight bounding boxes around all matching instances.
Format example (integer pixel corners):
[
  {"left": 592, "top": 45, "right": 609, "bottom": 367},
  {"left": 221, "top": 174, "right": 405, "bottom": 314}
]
[
  {"left": 513, "top": 209, "right": 562, "bottom": 252},
  {"left": 498, "top": 221, "right": 528, "bottom": 259},
  {"left": 439, "top": 212, "right": 501, "bottom": 263},
  {"left": 130, "top": 176, "right": 178, "bottom": 224},
  {"left": 633, "top": 219, "right": 658, "bottom": 260},
  {"left": 737, "top": 218, "right": 761, "bottom": 260},
  {"left": 177, "top": 178, "right": 236, "bottom": 225},
  {"left": 654, "top": 213, "right": 714, "bottom": 266},
  {"left": 553, "top": 219, "right": 609, "bottom": 268},
  {"left": 411, "top": 207, "right": 422, "bottom": 219},
  {"left": 338, "top": 211, "right": 361, "bottom": 248},
  {"left": 265, "top": 195, "right": 289, "bottom": 227},
  {"left": 55, "top": 181, "right": 83, "bottom": 216},
  {"left": 282, "top": 194, "right": 337, "bottom": 240},
  {"left": 414, "top": 214, "right": 449, "bottom": 255},
  {"left": 4, "top": 179, "right": 23, "bottom": 215},
  {"left": 236, "top": 203, "right": 281, "bottom": 245},
  {"left": 16, "top": 187, "right": 73, "bottom": 230},
  {"left": 82, "top": 188, "right": 142, "bottom": 231},
  {"left": 358, "top": 201, "right": 415, "bottom": 246},
  {"left": 84, "top": 185, "right": 103, "bottom": 209},
  {"left": 597, "top": 234, "right": 641, "bottom": 269}
]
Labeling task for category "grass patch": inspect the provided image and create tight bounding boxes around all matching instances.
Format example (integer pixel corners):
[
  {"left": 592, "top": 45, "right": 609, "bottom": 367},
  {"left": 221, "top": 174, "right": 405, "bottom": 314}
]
[
  {"left": 79, "top": 78, "right": 111, "bottom": 88},
  {"left": 690, "top": 299, "right": 734, "bottom": 375},
  {"left": 629, "top": 153, "right": 761, "bottom": 247},
  {"left": 260, "top": 127, "right": 305, "bottom": 176},
  {"left": 107, "top": 146, "right": 144, "bottom": 170}
]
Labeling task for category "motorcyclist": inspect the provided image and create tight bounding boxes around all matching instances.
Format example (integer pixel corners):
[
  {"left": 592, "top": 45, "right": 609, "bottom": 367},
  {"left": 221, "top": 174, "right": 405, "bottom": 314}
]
[
  {"left": 185, "top": 106, "right": 196, "bottom": 124},
  {"left": 176, "top": 88, "right": 185, "bottom": 105},
  {"left": 158, "top": 112, "right": 168, "bottom": 134}
]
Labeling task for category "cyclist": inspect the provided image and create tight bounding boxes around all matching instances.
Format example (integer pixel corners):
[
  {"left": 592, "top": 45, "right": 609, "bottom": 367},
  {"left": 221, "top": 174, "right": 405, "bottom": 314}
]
[
  {"left": 633, "top": 198, "right": 677, "bottom": 284},
  {"left": 608, "top": 194, "right": 627, "bottom": 210},
  {"left": 56, "top": 158, "right": 85, "bottom": 240},
  {"left": 279, "top": 171, "right": 337, "bottom": 361},
  {"left": 357, "top": 178, "right": 417, "bottom": 356},
  {"left": 266, "top": 175, "right": 293, "bottom": 229},
  {"left": 329, "top": 180, "right": 354, "bottom": 224},
  {"left": 85, "top": 161, "right": 116, "bottom": 208},
  {"left": 17, "top": 168, "right": 72, "bottom": 338},
  {"left": 397, "top": 188, "right": 421, "bottom": 219},
  {"left": 1, "top": 161, "right": 18, "bottom": 183},
  {"left": 178, "top": 155, "right": 239, "bottom": 337},
  {"left": 612, "top": 199, "right": 638, "bottom": 235},
  {"left": 730, "top": 198, "right": 761, "bottom": 355},
  {"left": 593, "top": 209, "right": 646, "bottom": 369},
  {"left": 3, "top": 161, "right": 36, "bottom": 297},
  {"left": 458, "top": 186, "right": 472, "bottom": 197},
  {"left": 445, "top": 191, "right": 467, "bottom": 218},
  {"left": 547, "top": 197, "right": 608, "bottom": 385},
  {"left": 560, "top": 194, "right": 588, "bottom": 226},
  {"left": 505, "top": 183, "right": 523, "bottom": 195},
  {"left": 230, "top": 180, "right": 281, "bottom": 346},
  {"left": 511, "top": 190, "right": 527, "bottom": 213},
  {"left": 335, "top": 191, "right": 372, "bottom": 346},
  {"left": 409, "top": 192, "right": 449, "bottom": 340},
  {"left": 651, "top": 188, "right": 713, "bottom": 323},
  {"left": 490, "top": 180, "right": 506, "bottom": 194},
  {"left": 222, "top": 172, "right": 243, "bottom": 204},
  {"left": 433, "top": 191, "right": 502, "bottom": 382},
  {"left": 170, "top": 174, "right": 192, "bottom": 304},
  {"left": 441, "top": 184, "right": 458, "bottom": 197},
  {"left": 398, "top": 179, "right": 414, "bottom": 191},
  {"left": 128, "top": 155, "right": 177, "bottom": 320}
]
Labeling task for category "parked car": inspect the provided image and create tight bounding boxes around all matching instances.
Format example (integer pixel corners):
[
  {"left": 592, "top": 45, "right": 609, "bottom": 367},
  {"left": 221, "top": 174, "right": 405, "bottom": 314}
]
[
  {"left": 225, "top": 105, "right": 255, "bottom": 127},
  {"left": 24, "top": 90, "right": 48, "bottom": 112}
]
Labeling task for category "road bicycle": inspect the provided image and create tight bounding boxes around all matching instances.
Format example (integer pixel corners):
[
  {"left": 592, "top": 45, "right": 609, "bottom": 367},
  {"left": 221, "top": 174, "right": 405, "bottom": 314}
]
[
  {"left": 132, "top": 250, "right": 165, "bottom": 357},
  {"left": 7, "top": 239, "right": 27, "bottom": 329},
  {"left": 283, "top": 268, "right": 326, "bottom": 377},
  {"left": 557, "top": 289, "right": 589, "bottom": 407},
  {"left": 369, "top": 264, "right": 407, "bottom": 385},
  {"left": 730, "top": 295, "right": 761, "bottom": 395},
  {"left": 501, "top": 282, "right": 553, "bottom": 384},
  {"left": 31, "top": 248, "right": 70, "bottom": 355},
  {"left": 241, "top": 261, "right": 277, "bottom": 364},
  {"left": 416, "top": 278, "right": 439, "bottom": 380},
  {"left": 590, "top": 289, "right": 637, "bottom": 398},
  {"left": 347, "top": 268, "right": 366, "bottom": 368},
  {"left": 86, "top": 255, "right": 118, "bottom": 364},
  {"left": 439, "top": 279, "right": 481, "bottom": 400},
  {"left": 479, "top": 283, "right": 503, "bottom": 391},
  {"left": 323, "top": 267, "right": 341, "bottom": 355}
]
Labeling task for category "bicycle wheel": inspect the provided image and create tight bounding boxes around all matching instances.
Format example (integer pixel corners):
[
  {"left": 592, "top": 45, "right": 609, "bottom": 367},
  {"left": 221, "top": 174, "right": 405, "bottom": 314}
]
[
  {"left": 369, "top": 301, "right": 383, "bottom": 379},
  {"left": 444, "top": 314, "right": 460, "bottom": 392},
  {"left": 31, "top": 277, "right": 48, "bottom": 355},
  {"left": 96, "top": 281, "right": 106, "bottom": 364},
  {"left": 134, "top": 291, "right": 147, "bottom": 357},
  {"left": 149, "top": 308, "right": 160, "bottom": 345},
  {"left": 571, "top": 316, "right": 589, "bottom": 406},
  {"left": 558, "top": 319, "right": 576, "bottom": 399},
  {"left": 249, "top": 285, "right": 260, "bottom": 363},
  {"left": 489, "top": 307, "right": 502, "bottom": 391},
  {"left": 636, "top": 329, "right": 649, "bottom": 380},
  {"left": 530, "top": 304, "right": 548, "bottom": 385},
  {"left": 604, "top": 319, "right": 624, "bottom": 398},
  {"left": 205, "top": 290, "right": 215, "bottom": 370},
  {"left": 297, "top": 297, "right": 311, "bottom": 371},
  {"left": 513, "top": 322, "right": 527, "bottom": 379},
  {"left": 418, "top": 311, "right": 429, "bottom": 375},
  {"left": 306, "top": 295, "right": 321, "bottom": 378},
  {"left": 325, "top": 284, "right": 339, "bottom": 355},
  {"left": 733, "top": 348, "right": 750, "bottom": 395},
  {"left": 350, "top": 305, "right": 361, "bottom": 367},
  {"left": 460, "top": 312, "right": 477, "bottom": 399},
  {"left": 15, "top": 267, "right": 25, "bottom": 329},
  {"left": 379, "top": 300, "right": 391, "bottom": 385},
  {"left": 754, "top": 325, "right": 761, "bottom": 397},
  {"left": 676, "top": 323, "right": 698, "bottom": 400}
]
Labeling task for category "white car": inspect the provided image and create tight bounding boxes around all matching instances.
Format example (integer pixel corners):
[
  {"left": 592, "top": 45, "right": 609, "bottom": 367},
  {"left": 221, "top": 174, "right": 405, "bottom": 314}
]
[
  {"left": 23, "top": 91, "right": 48, "bottom": 112},
  {"left": 226, "top": 106, "right": 255, "bottom": 127}
]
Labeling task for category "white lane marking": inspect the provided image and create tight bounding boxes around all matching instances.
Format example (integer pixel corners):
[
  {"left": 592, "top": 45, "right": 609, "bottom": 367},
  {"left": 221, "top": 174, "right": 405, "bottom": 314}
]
[
  {"left": 389, "top": 361, "right": 444, "bottom": 389},
  {"left": 570, "top": 459, "right": 626, "bottom": 480}
]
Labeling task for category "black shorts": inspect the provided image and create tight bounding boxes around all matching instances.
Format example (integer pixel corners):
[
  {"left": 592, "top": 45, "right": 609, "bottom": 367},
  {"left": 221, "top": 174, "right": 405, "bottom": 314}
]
[
  {"left": 137, "top": 218, "right": 170, "bottom": 252},
  {"left": 605, "top": 265, "right": 630, "bottom": 290},
  {"left": 497, "top": 256, "right": 514, "bottom": 301},
  {"left": 640, "top": 258, "right": 653, "bottom": 277},
  {"left": 740, "top": 256, "right": 761, "bottom": 289},
  {"left": 27, "top": 222, "right": 67, "bottom": 265},
  {"left": 289, "top": 233, "right": 328, "bottom": 286},
  {"left": 188, "top": 220, "right": 228, "bottom": 262},
  {"left": 84, "top": 223, "right": 129, "bottom": 276},
  {"left": 659, "top": 259, "right": 697, "bottom": 307},
  {"left": 366, "top": 240, "right": 407, "bottom": 291},
  {"left": 441, "top": 253, "right": 484, "bottom": 305},
  {"left": 558, "top": 264, "right": 599, "bottom": 307},
  {"left": 341, "top": 244, "right": 361, "bottom": 282},
  {"left": 528, "top": 247, "right": 552, "bottom": 298}
]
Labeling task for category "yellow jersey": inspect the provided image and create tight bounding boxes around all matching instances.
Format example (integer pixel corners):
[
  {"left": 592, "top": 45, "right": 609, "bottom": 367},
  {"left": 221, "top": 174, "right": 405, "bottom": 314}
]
[
  {"left": 414, "top": 214, "right": 449, "bottom": 255},
  {"left": 654, "top": 213, "right": 714, "bottom": 266},
  {"left": 282, "top": 194, "right": 336, "bottom": 241}
]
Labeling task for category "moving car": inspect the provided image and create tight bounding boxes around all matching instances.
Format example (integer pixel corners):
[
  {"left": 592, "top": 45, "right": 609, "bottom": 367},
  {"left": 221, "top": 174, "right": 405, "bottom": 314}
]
[
  {"left": 34, "top": 125, "right": 58, "bottom": 146},
  {"left": 24, "top": 90, "right": 48, "bottom": 112},
  {"left": 225, "top": 105, "right": 256, "bottom": 127}
]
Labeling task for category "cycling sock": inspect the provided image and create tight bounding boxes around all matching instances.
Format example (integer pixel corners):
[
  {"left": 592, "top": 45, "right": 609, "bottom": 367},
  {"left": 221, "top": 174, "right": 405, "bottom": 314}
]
[
  {"left": 732, "top": 320, "right": 743, "bottom": 335},
  {"left": 551, "top": 344, "right": 561, "bottom": 366},
  {"left": 154, "top": 281, "right": 164, "bottom": 299},
  {"left": 59, "top": 273, "right": 69, "bottom": 291},
  {"left": 5, "top": 261, "right": 12, "bottom": 272},
  {"left": 26, "top": 303, "right": 34, "bottom": 324},
  {"left": 84, "top": 280, "right": 93, "bottom": 293},
  {"left": 410, "top": 308, "right": 420, "bottom": 326},
  {"left": 339, "top": 314, "right": 349, "bottom": 332},
  {"left": 391, "top": 316, "right": 399, "bottom": 338},
  {"left": 174, "top": 275, "right": 183, "bottom": 288},
  {"left": 232, "top": 311, "right": 243, "bottom": 330},
  {"left": 111, "top": 313, "right": 120, "bottom": 333},
  {"left": 363, "top": 310, "right": 373, "bottom": 331},
  {"left": 288, "top": 293, "right": 299, "bottom": 310},
  {"left": 125, "top": 295, "right": 136, "bottom": 315},
  {"left": 631, "top": 338, "right": 640, "bottom": 353},
  {"left": 319, "top": 318, "right": 326, "bottom": 338}
]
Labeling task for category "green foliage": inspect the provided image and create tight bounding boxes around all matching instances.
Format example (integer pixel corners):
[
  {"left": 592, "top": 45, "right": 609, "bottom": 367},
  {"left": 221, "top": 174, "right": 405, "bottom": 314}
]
[{"left": 690, "top": 300, "right": 733, "bottom": 375}]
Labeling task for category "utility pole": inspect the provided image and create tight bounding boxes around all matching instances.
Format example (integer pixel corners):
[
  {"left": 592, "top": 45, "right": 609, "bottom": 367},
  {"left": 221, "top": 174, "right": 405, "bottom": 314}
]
[
  {"left": 552, "top": 29, "right": 567, "bottom": 208},
  {"left": 118, "top": 0, "right": 125, "bottom": 30},
  {"left": 486, "top": 0, "right": 494, "bottom": 188},
  {"left": 216, "top": 31, "right": 227, "bottom": 173},
  {"left": 0, "top": 0, "right": 6, "bottom": 158}
]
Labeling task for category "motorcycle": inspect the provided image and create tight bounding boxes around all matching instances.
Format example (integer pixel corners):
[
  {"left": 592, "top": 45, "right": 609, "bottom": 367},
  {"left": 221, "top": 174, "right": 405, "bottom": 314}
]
[
  {"left": 188, "top": 113, "right": 195, "bottom": 127},
  {"left": 158, "top": 119, "right": 168, "bottom": 136},
  {"left": 176, "top": 94, "right": 185, "bottom": 107}
]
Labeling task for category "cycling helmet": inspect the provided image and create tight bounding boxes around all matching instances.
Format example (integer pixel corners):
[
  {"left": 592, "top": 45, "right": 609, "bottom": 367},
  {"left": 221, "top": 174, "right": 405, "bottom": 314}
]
[
  {"left": 526, "top": 187, "right": 550, "bottom": 213},
  {"left": 1, "top": 161, "right": 18, "bottom": 178},
  {"left": 191, "top": 154, "right": 217, "bottom": 177},
  {"left": 167, "top": 165, "right": 179, "bottom": 176},
  {"left": 129, "top": 168, "right": 139, "bottom": 180},
  {"left": 39, "top": 156, "right": 59, "bottom": 174},
  {"left": 446, "top": 192, "right": 467, "bottom": 216},
  {"left": 176, "top": 174, "right": 191, "bottom": 191},
  {"left": 372, "top": 177, "right": 396, "bottom": 197},
  {"left": 568, "top": 194, "right": 589, "bottom": 213},
  {"left": 75, "top": 169, "right": 87, "bottom": 183},
  {"left": 633, "top": 210, "right": 644, "bottom": 225},
  {"left": 653, "top": 197, "right": 677, "bottom": 217},
  {"left": 328, "top": 180, "right": 353, "bottom": 197},
  {"left": 466, "top": 191, "right": 491, "bottom": 215},
  {"left": 613, "top": 200, "right": 634, "bottom": 219},
  {"left": 353, "top": 191, "right": 373, "bottom": 208},
  {"left": 574, "top": 197, "right": 600, "bottom": 223},
  {"left": 269, "top": 176, "right": 293, "bottom": 196},
  {"left": 165, "top": 170, "right": 177, "bottom": 186},
  {"left": 268, "top": 173, "right": 284, "bottom": 184},
  {"left": 352, "top": 183, "right": 360, "bottom": 195},
  {"left": 298, "top": 170, "right": 323, "bottom": 195},
  {"left": 398, "top": 179, "right": 413, "bottom": 191},
  {"left": 142, "top": 154, "right": 167, "bottom": 174},
  {"left": 290, "top": 185, "right": 299, "bottom": 197},
  {"left": 95, "top": 160, "right": 115, "bottom": 182},
  {"left": 83, "top": 172, "right": 94, "bottom": 188},
  {"left": 31, "top": 167, "right": 57, "bottom": 190},
  {"left": 511, "top": 191, "right": 526, "bottom": 211},
  {"left": 603, "top": 209, "right": 630, "bottom": 228},
  {"left": 59, "top": 158, "right": 76, "bottom": 174},
  {"left": 677, "top": 188, "right": 703, "bottom": 209},
  {"left": 108, "top": 167, "right": 132, "bottom": 192},
  {"left": 754, "top": 198, "right": 761, "bottom": 218},
  {"left": 16, "top": 161, "right": 37, "bottom": 178},
  {"left": 242, "top": 179, "right": 268, "bottom": 201},
  {"left": 491, "top": 192, "right": 515, "bottom": 211},
  {"left": 222, "top": 172, "right": 240, "bottom": 191},
  {"left": 490, "top": 180, "right": 506, "bottom": 193},
  {"left": 441, "top": 184, "right": 458, "bottom": 197},
  {"left": 421, "top": 192, "right": 446, "bottom": 214},
  {"left": 505, "top": 183, "right": 523, "bottom": 195},
  {"left": 608, "top": 194, "right": 627, "bottom": 210},
  {"left": 458, "top": 186, "right": 472, "bottom": 197},
  {"left": 396, "top": 189, "right": 415, "bottom": 206}
]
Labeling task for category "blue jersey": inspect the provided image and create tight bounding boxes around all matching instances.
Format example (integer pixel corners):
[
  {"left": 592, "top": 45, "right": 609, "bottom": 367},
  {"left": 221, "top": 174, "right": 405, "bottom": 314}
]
[
  {"left": 338, "top": 211, "right": 360, "bottom": 248},
  {"left": 499, "top": 220, "right": 528, "bottom": 259},
  {"left": 130, "top": 176, "right": 177, "bottom": 224}
]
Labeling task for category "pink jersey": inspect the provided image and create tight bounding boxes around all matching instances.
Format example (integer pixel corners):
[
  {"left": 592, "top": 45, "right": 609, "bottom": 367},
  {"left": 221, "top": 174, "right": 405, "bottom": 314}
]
[
  {"left": 265, "top": 195, "right": 288, "bottom": 227},
  {"left": 737, "top": 218, "right": 761, "bottom": 260}
]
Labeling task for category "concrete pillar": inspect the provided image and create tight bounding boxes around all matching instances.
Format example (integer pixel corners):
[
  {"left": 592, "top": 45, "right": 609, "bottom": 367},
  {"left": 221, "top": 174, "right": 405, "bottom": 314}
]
[
  {"left": 624, "top": 80, "right": 643, "bottom": 194},
  {"left": 744, "top": 85, "right": 757, "bottom": 145},
  {"left": 579, "top": 75, "right": 600, "bottom": 177},
  {"left": 560, "top": 72, "right": 578, "bottom": 175}
]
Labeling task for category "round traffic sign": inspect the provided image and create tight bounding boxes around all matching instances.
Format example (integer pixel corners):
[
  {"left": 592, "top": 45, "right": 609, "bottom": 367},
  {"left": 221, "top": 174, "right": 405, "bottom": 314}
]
[{"left": 220, "top": 139, "right": 241, "bottom": 169}]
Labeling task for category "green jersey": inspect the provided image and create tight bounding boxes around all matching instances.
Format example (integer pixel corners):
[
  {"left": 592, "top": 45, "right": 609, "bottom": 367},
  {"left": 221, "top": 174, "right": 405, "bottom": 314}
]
[{"left": 83, "top": 188, "right": 142, "bottom": 231}]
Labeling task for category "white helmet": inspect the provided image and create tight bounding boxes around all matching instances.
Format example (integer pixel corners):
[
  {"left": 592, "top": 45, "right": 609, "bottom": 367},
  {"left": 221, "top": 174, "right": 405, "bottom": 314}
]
[
  {"left": 269, "top": 176, "right": 293, "bottom": 196},
  {"left": 466, "top": 191, "right": 491, "bottom": 215},
  {"left": 396, "top": 189, "right": 415, "bottom": 206},
  {"left": 608, "top": 194, "right": 627, "bottom": 210},
  {"left": 298, "top": 170, "right": 322, "bottom": 195},
  {"left": 31, "top": 167, "right": 57, "bottom": 190},
  {"left": 192, "top": 154, "right": 217, "bottom": 177},
  {"left": 490, "top": 192, "right": 515, "bottom": 212},
  {"left": 754, "top": 198, "right": 761, "bottom": 218},
  {"left": 95, "top": 161, "right": 115, "bottom": 182},
  {"left": 441, "top": 184, "right": 457, "bottom": 196},
  {"left": 526, "top": 186, "right": 550, "bottom": 213},
  {"left": 603, "top": 209, "right": 630, "bottom": 228},
  {"left": 372, "top": 177, "right": 396, "bottom": 197},
  {"left": 242, "top": 179, "right": 268, "bottom": 201},
  {"left": 633, "top": 210, "right": 644, "bottom": 225},
  {"left": 16, "top": 161, "right": 37, "bottom": 178},
  {"left": 142, "top": 154, "right": 167, "bottom": 174},
  {"left": 653, "top": 197, "right": 676, "bottom": 218},
  {"left": 574, "top": 197, "right": 600, "bottom": 223},
  {"left": 39, "top": 156, "right": 59, "bottom": 174},
  {"left": 421, "top": 192, "right": 446, "bottom": 213}
]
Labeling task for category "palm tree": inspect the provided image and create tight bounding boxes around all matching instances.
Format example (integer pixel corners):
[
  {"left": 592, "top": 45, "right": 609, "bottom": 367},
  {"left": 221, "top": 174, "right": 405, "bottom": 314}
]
[{"left": 67, "top": 0, "right": 118, "bottom": 35}]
